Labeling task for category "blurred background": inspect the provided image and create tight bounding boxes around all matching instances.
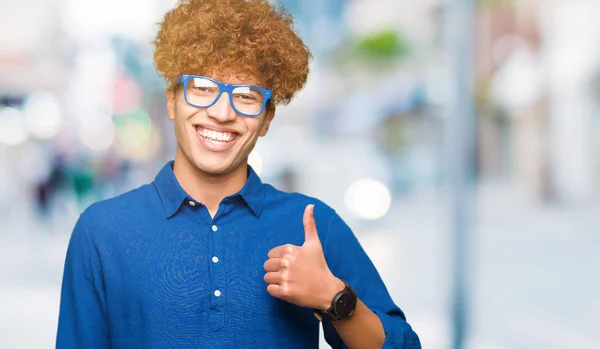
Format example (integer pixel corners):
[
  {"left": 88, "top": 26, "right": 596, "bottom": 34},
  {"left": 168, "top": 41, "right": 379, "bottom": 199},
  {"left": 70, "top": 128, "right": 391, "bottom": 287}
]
[{"left": 1, "top": 0, "right": 599, "bottom": 348}]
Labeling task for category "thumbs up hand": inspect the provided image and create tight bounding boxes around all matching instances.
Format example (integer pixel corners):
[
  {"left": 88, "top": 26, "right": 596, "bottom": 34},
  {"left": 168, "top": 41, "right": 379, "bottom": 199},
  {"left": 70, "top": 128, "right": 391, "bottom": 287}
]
[{"left": 263, "top": 204, "right": 345, "bottom": 310}]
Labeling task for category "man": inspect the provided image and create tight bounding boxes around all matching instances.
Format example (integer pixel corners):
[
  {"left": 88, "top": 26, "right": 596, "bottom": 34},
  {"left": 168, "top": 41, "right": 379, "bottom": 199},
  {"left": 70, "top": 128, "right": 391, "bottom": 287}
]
[{"left": 57, "top": 0, "right": 421, "bottom": 348}]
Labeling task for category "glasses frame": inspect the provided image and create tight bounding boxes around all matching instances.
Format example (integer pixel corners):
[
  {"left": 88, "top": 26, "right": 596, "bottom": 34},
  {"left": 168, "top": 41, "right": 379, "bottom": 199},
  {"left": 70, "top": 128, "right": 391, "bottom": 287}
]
[{"left": 177, "top": 74, "right": 272, "bottom": 117}]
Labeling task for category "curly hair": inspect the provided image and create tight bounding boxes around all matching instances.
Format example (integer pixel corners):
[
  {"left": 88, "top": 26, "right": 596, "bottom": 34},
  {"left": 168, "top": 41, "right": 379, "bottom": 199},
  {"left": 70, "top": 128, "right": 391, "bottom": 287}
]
[{"left": 153, "top": 0, "right": 311, "bottom": 105}]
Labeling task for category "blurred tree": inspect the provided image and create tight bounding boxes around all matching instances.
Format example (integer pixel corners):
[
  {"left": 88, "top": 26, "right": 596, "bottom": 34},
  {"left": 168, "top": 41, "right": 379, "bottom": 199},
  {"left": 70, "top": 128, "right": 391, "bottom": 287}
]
[
  {"left": 332, "top": 29, "right": 409, "bottom": 71},
  {"left": 355, "top": 30, "right": 407, "bottom": 61}
]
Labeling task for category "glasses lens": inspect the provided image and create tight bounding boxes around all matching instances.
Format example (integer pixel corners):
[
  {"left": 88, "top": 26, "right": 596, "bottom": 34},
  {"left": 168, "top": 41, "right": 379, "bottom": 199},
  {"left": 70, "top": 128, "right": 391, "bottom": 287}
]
[
  {"left": 232, "top": 86, "right": 265, "bottom": 116},
  {"left": 186, "top": 77, "right": 220, "bottom": 107}
]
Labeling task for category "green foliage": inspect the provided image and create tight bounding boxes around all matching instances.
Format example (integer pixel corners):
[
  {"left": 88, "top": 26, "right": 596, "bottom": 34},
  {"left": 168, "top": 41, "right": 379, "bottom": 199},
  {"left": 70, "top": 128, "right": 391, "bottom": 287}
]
[
  {"left": 355, "top": 30, "right": 408, "bottom": 61},
  {"left": 331, "top": 29, "right": 409, "bottom": 71}
]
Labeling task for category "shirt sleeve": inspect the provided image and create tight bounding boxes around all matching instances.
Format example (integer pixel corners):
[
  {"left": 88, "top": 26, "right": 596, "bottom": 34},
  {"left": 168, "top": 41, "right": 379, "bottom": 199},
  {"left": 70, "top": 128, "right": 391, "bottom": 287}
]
[
  {"left": 56, "top": 213, "right": 110, "bottom": 348},
  {"left": 321, "top": 213, "right": 421, "bottom": 349}
]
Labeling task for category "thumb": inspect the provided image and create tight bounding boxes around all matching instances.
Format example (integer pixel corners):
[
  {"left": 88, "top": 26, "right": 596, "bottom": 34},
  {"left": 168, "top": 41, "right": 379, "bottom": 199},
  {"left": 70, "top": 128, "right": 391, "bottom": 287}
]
[{"left": 303, "top": 204, "right": 320, "bottom": 245}]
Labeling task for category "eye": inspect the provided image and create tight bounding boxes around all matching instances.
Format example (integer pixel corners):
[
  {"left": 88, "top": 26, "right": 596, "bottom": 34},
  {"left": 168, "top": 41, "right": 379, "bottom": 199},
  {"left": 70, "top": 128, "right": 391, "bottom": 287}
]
[
  {"left": 191, "top": 77, "right": 218, "bottom": 93},
  {"left": 235, "top": 94, "right": 257, "bottom": 101},
  {"left": 193, "top": 86, "right": 214, "bottom": 93}
]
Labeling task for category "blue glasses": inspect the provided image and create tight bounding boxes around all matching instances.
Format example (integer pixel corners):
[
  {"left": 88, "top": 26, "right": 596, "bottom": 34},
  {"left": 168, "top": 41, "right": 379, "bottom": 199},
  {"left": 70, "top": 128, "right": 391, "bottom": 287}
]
[{"left": 177, "top": 75, "right": 272, "bottom": 117}]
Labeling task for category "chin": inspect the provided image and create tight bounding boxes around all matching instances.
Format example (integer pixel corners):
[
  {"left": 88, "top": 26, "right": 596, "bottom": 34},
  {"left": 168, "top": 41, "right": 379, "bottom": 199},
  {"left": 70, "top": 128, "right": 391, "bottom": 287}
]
[{"left": 192, "top": 157, "right": 243, "bottom": 176}]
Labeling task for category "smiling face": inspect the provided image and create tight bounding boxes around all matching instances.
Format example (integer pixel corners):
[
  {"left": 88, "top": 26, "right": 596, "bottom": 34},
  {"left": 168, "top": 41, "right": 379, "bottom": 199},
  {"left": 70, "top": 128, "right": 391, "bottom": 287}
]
[{"left": 166, "top": 73, "right": 275, "bottom": 178}]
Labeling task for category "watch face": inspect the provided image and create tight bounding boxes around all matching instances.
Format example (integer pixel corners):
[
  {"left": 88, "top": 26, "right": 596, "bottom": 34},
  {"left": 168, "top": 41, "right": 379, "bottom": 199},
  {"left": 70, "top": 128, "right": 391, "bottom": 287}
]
[{"left": 334, "top": 292, "right": 357, "bottom": 318}]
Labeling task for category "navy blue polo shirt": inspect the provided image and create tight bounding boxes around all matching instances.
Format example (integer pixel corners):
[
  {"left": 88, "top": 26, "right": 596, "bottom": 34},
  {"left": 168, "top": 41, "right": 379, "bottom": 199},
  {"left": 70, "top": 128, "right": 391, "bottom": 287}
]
[{"left": 57, "top": 161, "right": 420, "bottom": 348}]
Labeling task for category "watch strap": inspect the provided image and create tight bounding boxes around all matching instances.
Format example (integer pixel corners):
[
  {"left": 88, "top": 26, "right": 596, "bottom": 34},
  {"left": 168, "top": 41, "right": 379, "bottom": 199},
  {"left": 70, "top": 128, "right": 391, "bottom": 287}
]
[{"left": 313, "top": 280, "right": 356, "bottom": 322}]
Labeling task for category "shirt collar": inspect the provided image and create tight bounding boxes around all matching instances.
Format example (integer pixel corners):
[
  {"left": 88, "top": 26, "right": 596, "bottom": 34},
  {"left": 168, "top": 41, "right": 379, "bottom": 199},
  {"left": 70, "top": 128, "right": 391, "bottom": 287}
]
[
  {"left": 154, "top": 161, "right": 264, "bottom": 218},
  {"left": 236, "top": 164, "right": 264, "bottom": 217},
  {"left": 154, "top": 161, "right": 190, "bottom": 218}
]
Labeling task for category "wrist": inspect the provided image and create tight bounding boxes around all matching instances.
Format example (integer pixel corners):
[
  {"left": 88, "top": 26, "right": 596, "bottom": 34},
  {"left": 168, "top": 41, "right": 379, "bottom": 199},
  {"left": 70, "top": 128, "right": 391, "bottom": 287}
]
[{"left": 319, "top": 276, "right": 345, "bottom": 310}]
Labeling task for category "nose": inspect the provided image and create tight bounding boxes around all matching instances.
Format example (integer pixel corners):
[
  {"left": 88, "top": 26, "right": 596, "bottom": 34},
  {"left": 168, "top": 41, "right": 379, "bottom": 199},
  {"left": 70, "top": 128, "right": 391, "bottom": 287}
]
[{"left": 206, "top": 92, "right": 237, "bottom": 123}]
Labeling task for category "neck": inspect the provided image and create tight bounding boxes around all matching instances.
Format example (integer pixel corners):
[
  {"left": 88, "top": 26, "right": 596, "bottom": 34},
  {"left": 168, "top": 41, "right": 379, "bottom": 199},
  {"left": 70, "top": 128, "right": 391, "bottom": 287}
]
[{"left": 172, "top": 148, "right": 248, "bottom": 217}]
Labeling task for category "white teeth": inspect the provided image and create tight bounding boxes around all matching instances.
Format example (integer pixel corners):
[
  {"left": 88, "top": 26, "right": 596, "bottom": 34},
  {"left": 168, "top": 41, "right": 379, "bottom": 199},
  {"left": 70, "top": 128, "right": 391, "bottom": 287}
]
[{"left": 197, "top": 127, "right": 236, "bottom": 142}]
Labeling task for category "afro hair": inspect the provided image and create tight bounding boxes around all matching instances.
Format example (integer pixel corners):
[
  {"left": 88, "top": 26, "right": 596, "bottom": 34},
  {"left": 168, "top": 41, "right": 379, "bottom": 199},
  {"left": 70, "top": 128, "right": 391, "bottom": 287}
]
[{"left": 153, "top": 0, "right": 311, "bottom": 105}]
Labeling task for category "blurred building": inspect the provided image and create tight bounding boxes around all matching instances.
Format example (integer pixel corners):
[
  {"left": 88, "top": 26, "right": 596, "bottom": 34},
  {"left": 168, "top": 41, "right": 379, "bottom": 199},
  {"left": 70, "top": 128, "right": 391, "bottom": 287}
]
[
  {"left": 475, "top": 0, "right": 600, "bottom": 203},
  {"left": 2, "top": 1, "right": 600, "bottom": 348}
]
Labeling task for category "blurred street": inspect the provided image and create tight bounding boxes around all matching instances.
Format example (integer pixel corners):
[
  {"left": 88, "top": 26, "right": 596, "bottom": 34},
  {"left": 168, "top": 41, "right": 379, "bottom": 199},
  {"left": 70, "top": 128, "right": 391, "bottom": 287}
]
[
  {"left": 3, "top": 0, "right": 600, "bottom": 348},
  {"left": 1, "top": 181, "right": 598, "bottom": 349}
]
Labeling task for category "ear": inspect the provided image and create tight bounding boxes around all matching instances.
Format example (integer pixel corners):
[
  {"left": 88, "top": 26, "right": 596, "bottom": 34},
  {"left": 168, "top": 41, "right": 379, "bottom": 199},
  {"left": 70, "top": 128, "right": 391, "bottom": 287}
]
[
  {"left": 259, "top": 103, "right": 276, "bottom": 137},
  {"left": 166, "top": 86, "right": 176, "bottom": 121}
]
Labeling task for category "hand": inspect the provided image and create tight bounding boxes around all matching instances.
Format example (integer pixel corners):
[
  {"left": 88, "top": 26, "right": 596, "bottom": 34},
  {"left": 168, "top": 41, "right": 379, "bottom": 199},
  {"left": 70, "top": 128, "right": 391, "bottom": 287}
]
[{"left": 263, "top": 204, "right": 345, "bottom": 310}]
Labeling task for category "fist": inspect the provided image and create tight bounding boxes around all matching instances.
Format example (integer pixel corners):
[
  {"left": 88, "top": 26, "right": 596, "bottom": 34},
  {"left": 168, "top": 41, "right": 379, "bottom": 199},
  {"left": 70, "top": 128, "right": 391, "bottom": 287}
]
[{"left": 263, "top": 204, "right": 345, "bottom": 310}]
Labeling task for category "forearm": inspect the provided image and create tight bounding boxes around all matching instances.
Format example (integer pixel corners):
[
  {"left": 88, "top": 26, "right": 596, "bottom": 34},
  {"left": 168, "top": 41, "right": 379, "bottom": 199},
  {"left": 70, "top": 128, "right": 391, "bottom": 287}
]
[
  {"left": 332, "top": 299, "right": 385, "bottom": 349},
  {"left": 319, "top": 213, "right": 421, "bottom": 349}
]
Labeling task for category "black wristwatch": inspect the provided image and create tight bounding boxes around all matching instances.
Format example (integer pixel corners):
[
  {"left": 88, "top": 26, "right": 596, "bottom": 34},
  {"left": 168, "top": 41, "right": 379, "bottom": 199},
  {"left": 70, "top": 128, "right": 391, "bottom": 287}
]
[{"left": 313, "top": 280, "right": 358, "bottom": 322}]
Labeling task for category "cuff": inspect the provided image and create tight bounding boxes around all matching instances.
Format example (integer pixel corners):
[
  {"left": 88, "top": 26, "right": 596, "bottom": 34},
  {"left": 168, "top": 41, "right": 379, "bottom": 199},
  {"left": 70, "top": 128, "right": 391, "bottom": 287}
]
[{"left": 373, "top": 309, "right": 422, "bottom": 349}]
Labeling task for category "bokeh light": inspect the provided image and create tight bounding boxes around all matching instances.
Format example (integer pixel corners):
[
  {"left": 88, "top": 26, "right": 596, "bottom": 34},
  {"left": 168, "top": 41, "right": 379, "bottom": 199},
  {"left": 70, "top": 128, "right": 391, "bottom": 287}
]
[
  {"left": 22, "top": 92, "right": 63, "bottom": 139},
  {"left": 345, "top": 178, "right": 392, "bottom": 220},
  {"left": 114, "top": 108, "right": 151, "bottom": 147},
  {"left": 113, "top": 108, "right": 159, "bottom": 160},
  {"left": 79, "top": 118, "right": 116, "bottom": 151},
  {"left": 0, "top": 107, "right": 28, "bottom": 146}
]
